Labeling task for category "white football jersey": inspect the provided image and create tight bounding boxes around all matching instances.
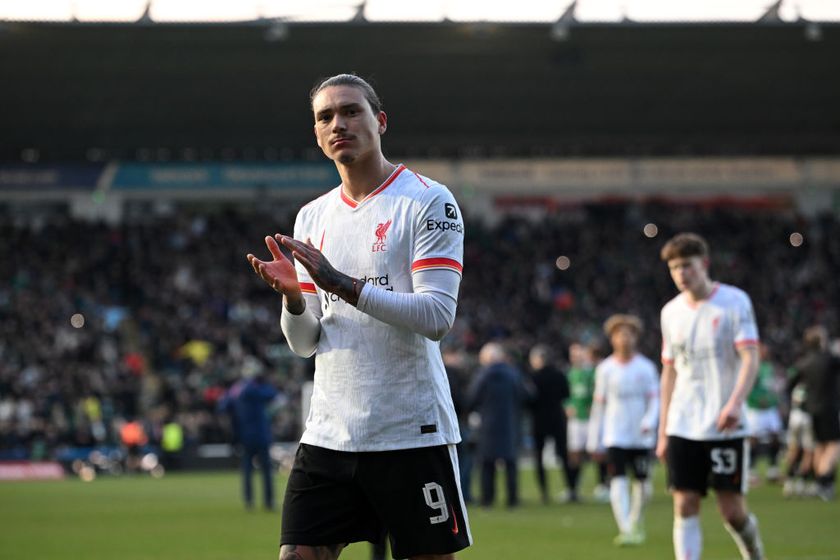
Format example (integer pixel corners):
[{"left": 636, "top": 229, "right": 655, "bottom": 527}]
[
  {"left": 589, "top": 354, "right": 659, "bottom": 450},
  {"left": 661, "top": 283, "right": 759, "bottom": 440},
  {"left": 292, "top": 164, "right": 464, "bottom": 452}
]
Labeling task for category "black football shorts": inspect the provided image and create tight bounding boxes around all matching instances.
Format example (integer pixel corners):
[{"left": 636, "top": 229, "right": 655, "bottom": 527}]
[
  {"left": 607, "top": 447, "right": 652, "bottom": 480},
  {"left": 280, "top": 443, "right": 472, "bottom": 558},
  {"left": 811, "top": 410, "right": 840, "bottom": 443},
  {"left": 666, "top": 436, "right": 748, "bottom": 496}
]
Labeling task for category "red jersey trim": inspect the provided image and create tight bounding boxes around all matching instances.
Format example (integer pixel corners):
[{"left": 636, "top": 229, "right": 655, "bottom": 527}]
[
  {"left": 413, "top": 171, "right": 431, "bottom": 189},
  {"left": 735, "top": 339, "right": 759, "bottom": 348},
  {"left": 300, "top": 282, "right": 317, "bottom": 295},
  {"left": 411, "top": 257, "right": 463, "bottom": 274},
  {"left": 340, "top": 164, "right": 406, "bottom": 209}
]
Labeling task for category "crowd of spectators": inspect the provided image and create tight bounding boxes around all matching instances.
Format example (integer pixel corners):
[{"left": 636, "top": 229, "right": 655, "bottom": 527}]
[{"left": 1, "top": 198, "right": 837, "bottom": 462}]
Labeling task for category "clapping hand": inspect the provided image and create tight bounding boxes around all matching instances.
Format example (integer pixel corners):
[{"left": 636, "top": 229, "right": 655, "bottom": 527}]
[
  {"left": 247, "top": 236, "right": 303, "bottom": 310},
  {"left": 276, "top": 234, "right": 359, "bottom": 306}
]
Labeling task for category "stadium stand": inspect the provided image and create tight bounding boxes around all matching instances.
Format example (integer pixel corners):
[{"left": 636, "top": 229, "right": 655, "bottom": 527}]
[{"left": 1, "top": 200, "right": 837, "bottom": 461}]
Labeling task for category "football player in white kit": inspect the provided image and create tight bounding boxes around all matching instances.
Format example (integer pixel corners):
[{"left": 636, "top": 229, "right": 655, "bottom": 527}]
[
  {"left": 657, "top": 233, "right": 765, "bottom": 560},
  {"left": 247, "top": 74, "right": 471, "bottom": 560},
  {"left": 587, "top": 314, "right": 659, "bottom": 546}
]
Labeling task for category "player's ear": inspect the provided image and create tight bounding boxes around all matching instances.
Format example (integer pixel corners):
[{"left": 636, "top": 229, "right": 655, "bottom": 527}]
[
  {"left": 377, "top": 111, "right": 387, "bottom": 135},
  {"left": 313, "top": 124, "right": 322, "bottom": 148}
]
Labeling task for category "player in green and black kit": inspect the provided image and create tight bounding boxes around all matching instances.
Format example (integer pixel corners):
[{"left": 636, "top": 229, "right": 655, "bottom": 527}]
[
  {"left": 745, "top": 343, "right": 784, "bottom": 483},
  {"left": 563, "top": 342, "right": 609, "bottom": 502}
]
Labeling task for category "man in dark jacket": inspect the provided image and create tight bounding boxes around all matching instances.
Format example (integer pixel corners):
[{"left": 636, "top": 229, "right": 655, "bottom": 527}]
[
  {"left": 219, "top": 357, "right": 280, "bottom": 510},
  {"left": 467, "top": 342, "right": 530, "bottom": 508},
  {"left": 529, "top": 344, "right": 570, "bottom": 504},
  {"left": 789, "top": 326, "right": 840, "bottom": 501}
]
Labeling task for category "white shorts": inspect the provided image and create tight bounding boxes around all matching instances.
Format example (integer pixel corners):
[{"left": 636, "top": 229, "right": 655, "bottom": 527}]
[
  {"left": 567, "top": 418, "right": 589, "bottom": 452},
  {"left": 746, "top": 407, "right": 783, "bottom": 439},
  {"left": 786, "top": 409, "right": 815, "bottom": 451}
]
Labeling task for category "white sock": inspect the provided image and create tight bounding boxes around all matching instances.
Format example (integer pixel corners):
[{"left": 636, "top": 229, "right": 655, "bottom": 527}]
[
  {"left": 610, "top": 476, "right": 631, "bottom": 533},
  {"left": 629, "top": 480, "right": 645, "bottom": 530},
  {"left": 724, "top": 513, "right": 765, "bottom": 560},
  {"left": 674, "top": 515, "right": 702, "bottom": 560}
]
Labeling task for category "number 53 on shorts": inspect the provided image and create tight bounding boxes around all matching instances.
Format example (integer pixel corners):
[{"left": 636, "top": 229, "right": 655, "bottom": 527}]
[{"left": 666, "top": 436, "right": 749, "bottom": 495}]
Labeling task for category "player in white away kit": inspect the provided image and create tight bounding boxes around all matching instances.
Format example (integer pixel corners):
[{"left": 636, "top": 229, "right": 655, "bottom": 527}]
[
  {"left": 657, "top": 233, "right": 765, "bottom": 560},
  {"left": 587, "top": 314, "right": 659, "bottom": 546},
  {"left": 246, "top": 74, "right": 471, "bottom": 560}
]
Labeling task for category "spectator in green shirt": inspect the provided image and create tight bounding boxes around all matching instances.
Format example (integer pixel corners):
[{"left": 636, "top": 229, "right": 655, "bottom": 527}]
[
  {"left": 563, "top": 342, "right": 609, "bottom": 502},
  {"left": 745, "top": 343, "right": 784, "bottom": 484}
]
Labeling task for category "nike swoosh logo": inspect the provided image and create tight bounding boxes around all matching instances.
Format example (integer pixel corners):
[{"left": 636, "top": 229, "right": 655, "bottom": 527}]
[{"left": 450, "top": 506, "right": 459, "bottom": 535}]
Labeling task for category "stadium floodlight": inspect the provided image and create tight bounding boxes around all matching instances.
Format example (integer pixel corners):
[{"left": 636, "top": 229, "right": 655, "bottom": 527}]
[
  {"left": 263, "top": 18, "right": 289, "bottom": 42},
  {"left": 758, "top": 0, "right": 783, "bottom": 22},
  {"left": 85, "top": 148, "right": 106, "bottom": 162},
  {"left": 20, "top": 148, "right": 39, "bottom": 163},
  {"left": 550, "top": 0, "right": 576, "bottom": 41},
  {"left": 804, "top": 21, "right": 822, "bottom": 41}
]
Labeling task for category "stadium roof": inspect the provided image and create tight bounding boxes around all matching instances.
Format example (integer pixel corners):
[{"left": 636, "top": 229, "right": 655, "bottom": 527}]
[
  {"left": 2, "top": 20, "right": 839, "bottom": 162},
  {"left": 4, "top": 0, "right": 840, "bottom": 23}
]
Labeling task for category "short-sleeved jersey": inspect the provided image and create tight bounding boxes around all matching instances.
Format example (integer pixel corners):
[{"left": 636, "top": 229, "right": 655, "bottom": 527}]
[
  {"left": 746, "top": 361, "right": 779, "bottom": 410},
  {"left": 292, "top": 164, "right": 464, "bottom": 452},
  {"left": 566, "top": 366, "right": 596, "bottom": 420},
  {"left": 591, "top": 354, "right": 659, "bottom": 449},
  {"left": 660, "top": 283, "right": 759, "bottom": 440}
]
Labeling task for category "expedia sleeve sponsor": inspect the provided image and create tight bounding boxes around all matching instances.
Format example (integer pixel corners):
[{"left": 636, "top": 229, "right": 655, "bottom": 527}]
[
  {"left": 426, "top": 200, "right": 463, "bottom": 234},
  {"left": 412, "top": 186, "right": 464, "bottom": 275},
  {"left": 426, "top": 219, "right": 464, "bottom": 233}
]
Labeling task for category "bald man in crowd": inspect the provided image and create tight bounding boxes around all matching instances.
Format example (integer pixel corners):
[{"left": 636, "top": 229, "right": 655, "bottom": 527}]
[{"left": 467, "top": 342, "right": 531, "bottom": 508}]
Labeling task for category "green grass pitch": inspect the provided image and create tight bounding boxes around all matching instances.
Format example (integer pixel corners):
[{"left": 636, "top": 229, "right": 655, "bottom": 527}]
[{"left": 0, "top": 465, "right": 838, "bottom": 559}]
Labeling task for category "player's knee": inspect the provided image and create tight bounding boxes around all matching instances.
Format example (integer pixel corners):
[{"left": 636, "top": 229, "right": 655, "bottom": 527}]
[
  {"left": 721, "top": 507, "right": 746, "bottom": 527},
  {"left": 279, "top": 545, "right": 306, "bottom": 560},
  {"left": 280, "top": 545, "right": 341, "bottom": 560},
  {"left": 716, "top": 495, "right": 747, "bottom": 526},
  {"left": 674, "top": 492, "right": 701, "bottom": 517}
]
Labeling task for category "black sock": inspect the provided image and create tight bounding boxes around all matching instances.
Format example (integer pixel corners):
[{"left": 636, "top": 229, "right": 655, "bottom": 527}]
[
  {"left": 566, "top": 465, "right": 580, "bottom": 495},
  {"left": 750, "top": 443, "right": 760, "bottom": 468},
  {"left": 786, "top": 456, "right": 800, "bottom": 478},
  {"left": 768, "top": 441, "right": 781, "bottom": 467},
  {"left": 598, "top": 462, "right": 609, "bottom": 485}
]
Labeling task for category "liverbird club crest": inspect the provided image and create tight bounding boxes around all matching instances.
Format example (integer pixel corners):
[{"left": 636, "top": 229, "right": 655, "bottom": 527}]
[{"left": 372, "top": 219, "right": 392, "bottom": 252}]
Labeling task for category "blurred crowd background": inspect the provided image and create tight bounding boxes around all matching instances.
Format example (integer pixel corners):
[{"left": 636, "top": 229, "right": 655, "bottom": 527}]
[{"left": 2, "top": 200, "right": 837, "bottom": 463}]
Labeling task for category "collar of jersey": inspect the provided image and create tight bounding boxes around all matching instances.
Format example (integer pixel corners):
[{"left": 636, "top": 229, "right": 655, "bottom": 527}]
[
  {"left": 682, "top": 281, "right": 720, "bottom": 309},
  {"left": 339, "top": 164, "right": 406, "bottom": 209}
]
